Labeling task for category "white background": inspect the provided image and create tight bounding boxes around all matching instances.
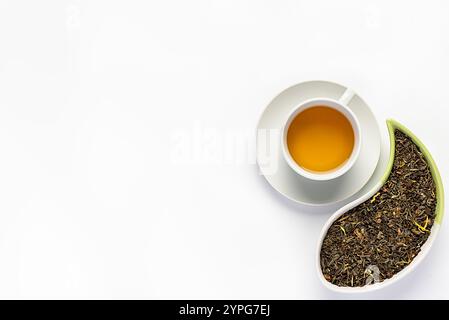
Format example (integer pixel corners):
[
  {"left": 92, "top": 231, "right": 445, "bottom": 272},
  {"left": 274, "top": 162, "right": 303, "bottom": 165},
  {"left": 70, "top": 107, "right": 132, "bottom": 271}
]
[{"left": 0, "top": 0, "right": 448, "bottom": 299}]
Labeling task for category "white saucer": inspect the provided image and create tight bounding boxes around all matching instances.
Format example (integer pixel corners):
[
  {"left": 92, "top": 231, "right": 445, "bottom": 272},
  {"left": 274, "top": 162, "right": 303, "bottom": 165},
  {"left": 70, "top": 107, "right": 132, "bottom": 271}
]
[{"left": 256, "top": 80, "right": 381, "bottom": 206}]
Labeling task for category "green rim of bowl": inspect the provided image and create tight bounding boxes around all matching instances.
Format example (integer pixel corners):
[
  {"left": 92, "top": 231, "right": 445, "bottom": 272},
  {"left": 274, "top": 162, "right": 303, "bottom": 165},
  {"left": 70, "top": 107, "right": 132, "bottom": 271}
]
[{"left": 382, "top": 119, "right": 444, "bottom": 224}]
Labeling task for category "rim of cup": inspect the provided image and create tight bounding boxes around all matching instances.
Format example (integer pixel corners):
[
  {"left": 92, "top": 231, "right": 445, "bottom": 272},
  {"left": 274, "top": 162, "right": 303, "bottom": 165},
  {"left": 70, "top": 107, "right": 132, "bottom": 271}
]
[{"left": 281, "top": 98, "right": 362, "bottom": 181}]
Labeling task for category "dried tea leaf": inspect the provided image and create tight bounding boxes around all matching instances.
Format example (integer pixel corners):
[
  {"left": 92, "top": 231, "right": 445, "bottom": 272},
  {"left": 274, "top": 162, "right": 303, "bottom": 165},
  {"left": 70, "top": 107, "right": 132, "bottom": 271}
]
[{"left": 320, "top": 130, "right": 437, "bottom": 287}]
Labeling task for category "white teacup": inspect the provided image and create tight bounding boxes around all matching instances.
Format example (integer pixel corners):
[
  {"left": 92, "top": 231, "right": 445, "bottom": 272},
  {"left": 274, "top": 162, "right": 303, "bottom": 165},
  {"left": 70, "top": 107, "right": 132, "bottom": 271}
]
[{"left": 281, "top": 89, "right": 362, "bottom": 181}]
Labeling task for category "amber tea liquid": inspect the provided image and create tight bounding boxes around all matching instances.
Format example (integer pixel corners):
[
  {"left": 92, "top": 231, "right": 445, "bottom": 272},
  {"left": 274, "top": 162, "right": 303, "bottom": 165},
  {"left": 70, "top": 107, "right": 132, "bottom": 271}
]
[{"left": 286, "top": 106, "right": 355, "bottom": 173}]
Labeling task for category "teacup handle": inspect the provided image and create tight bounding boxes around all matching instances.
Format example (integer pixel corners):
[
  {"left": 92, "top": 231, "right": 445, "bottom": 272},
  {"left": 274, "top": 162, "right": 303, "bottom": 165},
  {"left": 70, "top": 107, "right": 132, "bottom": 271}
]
[{"left": 339, "top": 88, "right": 356, "bottom": 106}]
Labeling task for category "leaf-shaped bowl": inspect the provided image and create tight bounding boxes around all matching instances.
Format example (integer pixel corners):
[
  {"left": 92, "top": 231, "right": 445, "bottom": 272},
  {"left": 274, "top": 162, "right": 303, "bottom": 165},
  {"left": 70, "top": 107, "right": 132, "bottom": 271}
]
[{"left": 316, "top": 119, "right": 444, "bottom": 293}]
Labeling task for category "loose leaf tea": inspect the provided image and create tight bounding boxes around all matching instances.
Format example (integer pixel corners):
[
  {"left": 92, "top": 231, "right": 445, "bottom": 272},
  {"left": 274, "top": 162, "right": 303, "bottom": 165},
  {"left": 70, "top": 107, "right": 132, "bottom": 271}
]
[{"left": 320, "top": 130, "right": 437, "bottom": 287}]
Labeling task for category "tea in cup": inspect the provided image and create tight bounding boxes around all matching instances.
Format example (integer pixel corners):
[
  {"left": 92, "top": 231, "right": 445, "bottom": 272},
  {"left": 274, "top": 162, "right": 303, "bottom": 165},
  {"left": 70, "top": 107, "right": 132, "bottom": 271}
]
[{"left": 282, "top": 93, "right": 361, "bottom": 181}]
